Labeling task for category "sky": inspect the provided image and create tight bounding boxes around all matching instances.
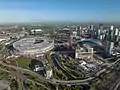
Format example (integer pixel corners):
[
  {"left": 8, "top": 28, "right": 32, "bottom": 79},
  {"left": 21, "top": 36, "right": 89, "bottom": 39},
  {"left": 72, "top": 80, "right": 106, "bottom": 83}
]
[{"left": 0, "top": 0, "right": 120, "bottom": 22}]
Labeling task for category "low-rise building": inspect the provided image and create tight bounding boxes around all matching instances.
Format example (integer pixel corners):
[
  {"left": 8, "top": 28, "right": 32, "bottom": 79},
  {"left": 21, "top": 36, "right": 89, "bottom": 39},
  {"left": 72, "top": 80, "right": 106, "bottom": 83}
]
[
  {"left": 75, "top": 44, "right": 93, "bottom": 59},
  {"left": 31, "top": 29, "right": 43, "bottom": 34},
  {"left": 46, "top": 69, "right": 53, "bottom": 79}
]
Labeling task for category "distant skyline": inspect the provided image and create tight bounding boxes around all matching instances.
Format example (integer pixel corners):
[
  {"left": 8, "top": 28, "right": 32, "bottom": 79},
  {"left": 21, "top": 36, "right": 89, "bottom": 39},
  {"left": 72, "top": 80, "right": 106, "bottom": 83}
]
[{"left": 0, "top": 0, "right": 120, "bottom": 22}]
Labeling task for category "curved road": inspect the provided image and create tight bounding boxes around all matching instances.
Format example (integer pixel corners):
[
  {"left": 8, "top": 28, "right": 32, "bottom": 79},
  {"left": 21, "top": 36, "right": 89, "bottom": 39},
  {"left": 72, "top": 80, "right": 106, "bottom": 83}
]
[
  {"left": 0, "top": 58, "right": 120, "bottom": 86},
  {"left": 51, "top": 54, "right": 77, "bottom": 79},
  {"left": 0, "top": 61, "right": 93, "bottom": 85}
]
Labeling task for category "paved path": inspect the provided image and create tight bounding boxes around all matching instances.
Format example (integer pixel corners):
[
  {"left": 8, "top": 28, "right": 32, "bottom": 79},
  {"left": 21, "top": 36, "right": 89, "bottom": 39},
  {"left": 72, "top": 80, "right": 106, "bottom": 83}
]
[{"left": 0, "top": 59, "right": 120, "bottom": 86}]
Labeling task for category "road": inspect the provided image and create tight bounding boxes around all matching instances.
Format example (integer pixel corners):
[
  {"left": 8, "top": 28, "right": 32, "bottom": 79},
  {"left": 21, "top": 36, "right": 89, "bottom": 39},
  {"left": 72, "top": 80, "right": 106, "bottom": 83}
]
[
  {"left": 51, "top": 56, "right": 120, "bottom": 85},
  {"left": 51, "top": 54, "right": 77, "bottom": 79},
  {"left": 0, "top": 67, "right": 49, "bottom": 90},
  {"left": 0, "top": 81, "right": 11, "bottom": 90},
  {"left": 54, "top": 43, "right": 68, "bottom": 46},
  {"left": 114, "top": 82, "right": 120, "bottom": 90},
  {"left": 0, "top": 67, "right": 27, "bottom": 90},
  {"left": 0, "top": 61, "right": 93, "bottom": 85},
  {"left": 54, "top": 77, "right": 94, "bottom": 85},
  {"left": 0, "top": 58, "right": 120, "bottom": 86}
]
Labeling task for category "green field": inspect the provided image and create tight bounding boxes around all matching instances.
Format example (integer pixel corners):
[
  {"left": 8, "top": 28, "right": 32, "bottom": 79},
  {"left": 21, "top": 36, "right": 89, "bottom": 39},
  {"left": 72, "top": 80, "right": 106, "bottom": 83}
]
[
  {"left": 0, "top": 69, "right": 10, "bottom": 80},
  {"left": 11, "top": 58, "right": 32, "bottom": 69},
  {"left": 0, "top": 43, "right": 3, "bottom": 50},
  {"left": 43, "top": 29, "right": 54, "bottom": 35}
]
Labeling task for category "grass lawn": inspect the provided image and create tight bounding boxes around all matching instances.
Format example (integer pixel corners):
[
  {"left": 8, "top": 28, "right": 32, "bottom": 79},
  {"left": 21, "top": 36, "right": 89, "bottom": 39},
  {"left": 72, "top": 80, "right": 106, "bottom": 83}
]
[
  {"left": 43, "top": 29, "right": 54, "bottom": 35},
  {"left": 11, "top": 58, "right": 33, "bottom": 69},
  {"left": 0, "top": 69, "right": 10, "bottom": 80},
  {"left": 0, "top": 43, "right": 3, "bottom": 50}
]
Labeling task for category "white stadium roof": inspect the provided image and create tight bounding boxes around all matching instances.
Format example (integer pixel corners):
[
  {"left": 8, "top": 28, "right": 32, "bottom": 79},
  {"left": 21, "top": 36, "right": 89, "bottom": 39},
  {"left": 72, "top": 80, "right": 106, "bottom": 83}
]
[
  {"left": 13, "top": 37, "right": 54, "bottom": 55},
  {"left": 31, "top": 29, "right": 43, "bottom": 32}
]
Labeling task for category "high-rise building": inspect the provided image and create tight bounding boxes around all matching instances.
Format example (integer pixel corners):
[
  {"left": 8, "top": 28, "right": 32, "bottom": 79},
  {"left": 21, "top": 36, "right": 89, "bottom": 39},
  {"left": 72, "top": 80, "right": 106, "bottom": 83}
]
[
  {"left": 105, "top": 41, "right": 114, "bottom": 57},
  {"left": 115, "top": 28, "right": 119, "bottom": 36},
  {"left": 90, "top": 25, "right": 94, "bottom": 30},
  {"left": 104, "top": 26, "right": 115, "bottom": 57},
  {"left": 98, "top": 29, "right": 101, "bottom": 39},
  {"left": 104, "top": 29, "right": 107, "bottom": 39},
  {"left": 98, "top": 23, "right": 103, "bottom": 31},
  {"left": 106, "top": 29, "right": 111, "bottom": 41},
  {"left": 100, "top": 25, "right": 103, "bottom": 31},
  {"left": 77, "top": 26, "right": 81, "bottom": 36},
  {"left": 100, "top": 35, "right": 103, "bottom": 40},
  {"left": 116, "top": 31, "right": 120, "bottom": 42},
  {"left": 109, "top": 42, "right": 114, "bottom": 55},
  {"left": 80, "top": 26, "right": 82, "bottom": 30},
  {"left": 110, "top": 26, "right": 114, "bottom": 30},
  {"left": 110, "top": 26, "right": 114, "bottom": 41},
  {"left": 114, "top": 28, "right": 119, "bottom": 42},
  {"left": 72, "top": 31, "right": 77, "bottom": 38},
  {"left": 68, "top": 32, "right": 72, "bottom": 49}
]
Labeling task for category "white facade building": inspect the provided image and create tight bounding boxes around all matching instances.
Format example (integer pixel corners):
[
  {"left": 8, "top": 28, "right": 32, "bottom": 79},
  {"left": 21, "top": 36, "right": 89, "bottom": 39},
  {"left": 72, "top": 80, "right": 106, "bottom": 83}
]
[
  {"left": 31, "top": 29, "right": 43, "bottom": 34},
  {"left": 46, "top": 69, "right": 53, "bottom": 79},
  {"left": 72, "top": 31, "right": 77, "bottom": 38}
]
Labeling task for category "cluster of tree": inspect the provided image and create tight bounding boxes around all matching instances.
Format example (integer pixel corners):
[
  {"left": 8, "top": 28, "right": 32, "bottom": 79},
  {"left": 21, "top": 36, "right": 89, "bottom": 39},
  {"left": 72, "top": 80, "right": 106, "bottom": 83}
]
[
  {"left": 53, "top": 67, "right": 67, "bottom": 80},
  {"left": 62, "top": 85, "right": 84, "bottom": 90}
]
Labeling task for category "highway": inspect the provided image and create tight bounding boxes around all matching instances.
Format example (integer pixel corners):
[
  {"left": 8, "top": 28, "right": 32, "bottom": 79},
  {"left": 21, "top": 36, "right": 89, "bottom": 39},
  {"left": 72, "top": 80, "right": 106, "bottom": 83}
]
[
  {"left": 0, "top": 61, "right": 51, "bottom": 83},
  {"left": 0, "top": 61, "right": 93, "bottom": 85},
  {"left": 0, "top": 58, "right": 120, "bottom": 86},
  {"left": 51, "top": 54, "right": 87, "bottom": 78},
  {"left": 114, "top": 82, "right": 120, "bottom": 90},
  {"left": 0, "top": 67, "right": 27, "bottom": 90},
  {"left": 54, "top": 77, "right": 94, "bottom": 85},
  {"left": 51, "top": 54, "right": 77, "bottom": 79},
  {"left": 0, "top": 67, "right": 49, "bottom": 90},
  {"left": 51, "top": 54, "right": 113, "bottom": 85}
]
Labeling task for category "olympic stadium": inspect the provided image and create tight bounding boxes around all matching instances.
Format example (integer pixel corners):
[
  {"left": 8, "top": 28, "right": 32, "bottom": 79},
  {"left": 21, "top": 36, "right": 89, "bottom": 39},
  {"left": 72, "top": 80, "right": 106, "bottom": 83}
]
[{"left": 13, "top": 37, "right": 54, "bottom": 56}]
